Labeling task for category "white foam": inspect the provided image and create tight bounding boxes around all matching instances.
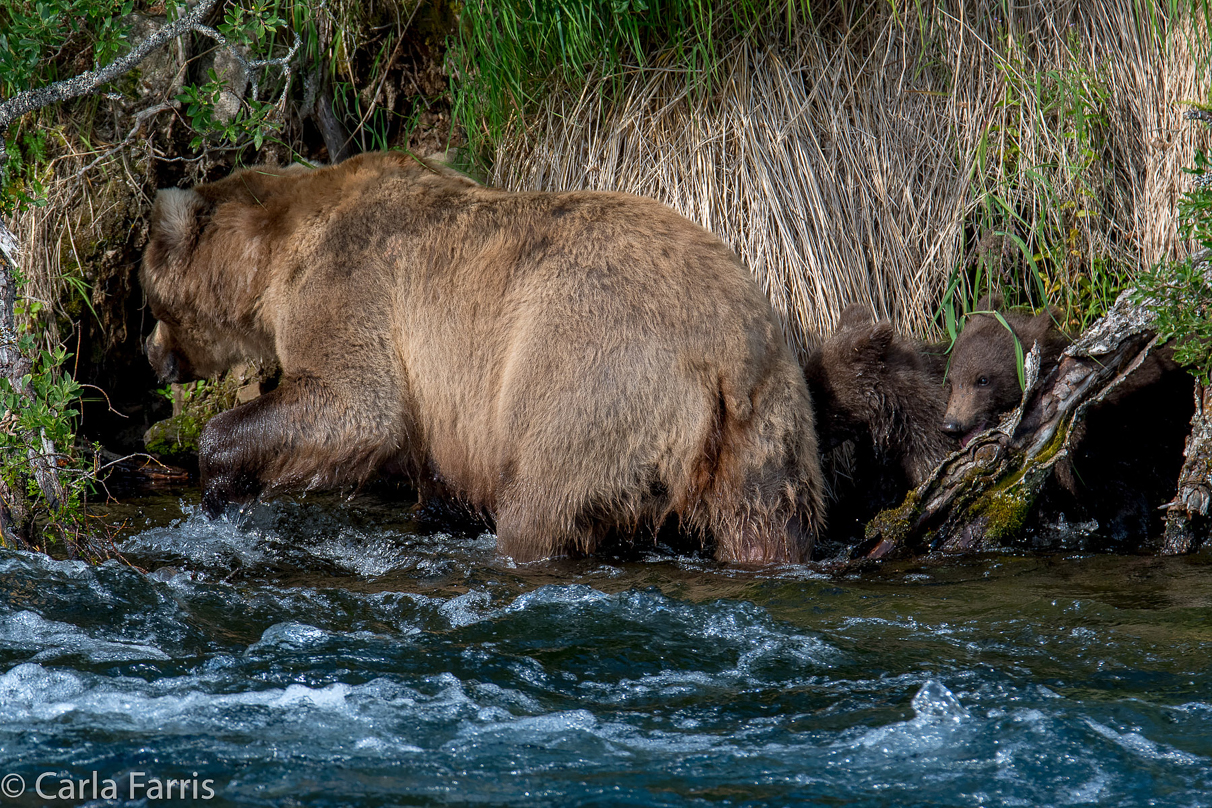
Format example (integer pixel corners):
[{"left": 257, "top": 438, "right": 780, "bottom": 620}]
[
  {"left": 912, "top": 679, "right": 971, "bottom": 722},
  {"left": 119, "top": 502, "right": 267, "bottom": 569},
  {"left": 0, "top": 663, "right": 87, "bottom": 721},
  {"left": 505, "top": 584, "right": 609, "bottom": 612},
  {"left": 0, "top": 661, "right": 383, "bottom": 736},
  {"left": 844, "top": 680, "right": 972, "bottom": 759},
  {"left": 0, "top": 611, "right": 171, "bottom": 663},
  {"left": 247, "top": 621, "right": 334, "bottom": 652},
  {"left": 439, "top": 590, "right": 494, "bottom": 628},
  {"left": 1084, "top": 719, "right": 1203, "bottom": 765},
  {"left": 117, "top": 501, "right": 472, "bottom": 579},
  {"left": 307, "top": 531, "right": 414, "bottom": 577}
]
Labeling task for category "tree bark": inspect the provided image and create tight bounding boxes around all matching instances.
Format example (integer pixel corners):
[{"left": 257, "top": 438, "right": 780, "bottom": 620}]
[
  {"left": 860, "top": 287, "right": 1189, "bottom": 558},
  {"left": 1161, "top": 381, "right": 1211, "bottom": 553}
]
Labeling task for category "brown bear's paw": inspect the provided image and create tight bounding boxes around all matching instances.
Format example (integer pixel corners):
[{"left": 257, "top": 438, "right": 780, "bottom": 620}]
[{"left": 198, "top": 408, "right": 271, "bottom": 518}]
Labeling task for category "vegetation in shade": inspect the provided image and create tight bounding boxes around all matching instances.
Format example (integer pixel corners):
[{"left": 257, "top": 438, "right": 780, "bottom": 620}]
[
  {"left": 1137, "top": 127, "right": 1212, "bottom": 382},
  {"left": 0, "top": 0, "right": 122, "bottom": 554},
  {"left": 935, "top": 27, "right": 1125, "bottom": 345},
  {"left": 451, "top": 0, "right": 810, "bottom": 160},
  {"left": 0, "top": 337, "right": 99, "bottom": 556},
  {"left": 172, "top": 0, "right": 450, "bottom": 155},
  {"left": 4, "top": 0, "right": 453, "bottom": 213},
  {"left": 0, "top": 0, "right": 134, "bottom": 214},
  {"left": 173, "top": 0, "right": 291, "bottom": 152}
]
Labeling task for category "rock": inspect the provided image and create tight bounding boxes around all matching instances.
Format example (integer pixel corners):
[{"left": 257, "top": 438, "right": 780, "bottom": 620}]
[{"left": 122, "top": 14, "right": 187, "bottom": 99}]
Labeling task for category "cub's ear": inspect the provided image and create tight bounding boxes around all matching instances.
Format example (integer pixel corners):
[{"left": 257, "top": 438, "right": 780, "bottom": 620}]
[
  {"left": 973, "top": 292, "right": 1005, "bottom": 312},
  {"left": 868, "top": 320, "right": 895, "bottom": 353},
  {"left": 836, "top": 303, "right": 875, "bottom": 331},
  {"left": 847, "top": 320, "right": 894, "bottom": 363},
  {"left": 1024, "top": 305, "right": 1066, "bottom": 341},
  {"left": 147, "top": 188, "right": 208, "bottom": 267}
]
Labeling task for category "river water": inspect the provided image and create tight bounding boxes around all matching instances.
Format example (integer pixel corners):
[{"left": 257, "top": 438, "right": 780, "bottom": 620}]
[{"left": 0, "top": 491, "right": 1209, "bottom": 806}]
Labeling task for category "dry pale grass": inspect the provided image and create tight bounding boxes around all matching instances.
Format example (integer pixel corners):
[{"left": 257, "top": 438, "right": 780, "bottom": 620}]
[
  {"left": 12, "top": 139, "right": 153, "bottom": 351},
  {"left": 489, "top": 0, "right": 1211, "bottom": 359}
]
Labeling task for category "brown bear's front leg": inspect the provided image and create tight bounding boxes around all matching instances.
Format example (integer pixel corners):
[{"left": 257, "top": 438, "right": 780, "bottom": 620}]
[{"left": 199, "top": 375, "right": 397, "bottom": 517}]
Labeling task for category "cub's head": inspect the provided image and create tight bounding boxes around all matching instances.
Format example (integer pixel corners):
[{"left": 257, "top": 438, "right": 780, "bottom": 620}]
[
  {"left": 942, "top": 296, "right": 1065, "bottom": 446},
  {"left": 941, "top": 313, "right": 1023, "bottom": 446},
  {"left": 803, "top": 304, "right": 895, "bottom": 450},
  {"left": 140, "top": 165, "right": 311, "bottom": 382}
]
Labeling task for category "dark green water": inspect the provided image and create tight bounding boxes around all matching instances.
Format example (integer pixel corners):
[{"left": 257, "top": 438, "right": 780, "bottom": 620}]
[{"left": 0, "top": 492, "right": 1209, "bottom": 806}]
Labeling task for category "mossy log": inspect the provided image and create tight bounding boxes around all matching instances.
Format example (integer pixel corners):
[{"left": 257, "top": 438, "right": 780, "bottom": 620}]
[{"left": 861, "top": 287, "right": 1203, "bottom": 558}]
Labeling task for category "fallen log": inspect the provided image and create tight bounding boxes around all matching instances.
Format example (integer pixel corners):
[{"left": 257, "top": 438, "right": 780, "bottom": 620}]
[{"left": 860, "top": 284, "right": 1207, "bottom": 558}]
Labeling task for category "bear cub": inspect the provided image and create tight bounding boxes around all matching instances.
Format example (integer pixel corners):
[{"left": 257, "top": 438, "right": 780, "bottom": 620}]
[
  {"left": 803, "top": 303, "right": 955, "bottom": 488},
  {"left": 942, "top": 294, "right": 1069, "bottom": 446},
  {"left": 941, "top": 293, "right": 1194, "bottom": 549}
]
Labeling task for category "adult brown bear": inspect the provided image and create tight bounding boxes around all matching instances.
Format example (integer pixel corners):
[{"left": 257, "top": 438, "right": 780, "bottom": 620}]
[{"left": 141, "top": 152, "right": 824, "bottom": 563}]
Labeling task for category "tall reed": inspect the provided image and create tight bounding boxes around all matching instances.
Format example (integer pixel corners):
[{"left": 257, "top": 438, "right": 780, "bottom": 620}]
[{"left": 456, "top": 1, "right": 1210, "bottom": 356}]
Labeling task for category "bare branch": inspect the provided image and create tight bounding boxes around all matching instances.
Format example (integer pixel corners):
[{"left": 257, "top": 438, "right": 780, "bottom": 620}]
[
  {"left": 78, "top": 102, "right": 180, "bottom": 176},
  {"left": 0, "top": 0, "right": 223, "bottom": 174}
]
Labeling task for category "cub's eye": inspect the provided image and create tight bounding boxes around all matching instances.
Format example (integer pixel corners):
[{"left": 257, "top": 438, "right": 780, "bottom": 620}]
[{"left": 977, "top": 376, "right": 989, "bottom": 386}]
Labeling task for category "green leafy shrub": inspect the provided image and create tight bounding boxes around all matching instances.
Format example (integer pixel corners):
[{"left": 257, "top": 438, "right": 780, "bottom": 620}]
[
  {"left": 174, "top": 0, "right": 292, "bottom": 151},
  {"left": 1137, "top": 129, "right": 1212, "bottom": 382},
  {"left": 0, "top": 0, "right": 134, "bottom": 213},
  {"left": 0, "top": 337, "right": 93, "bottom": 553}
]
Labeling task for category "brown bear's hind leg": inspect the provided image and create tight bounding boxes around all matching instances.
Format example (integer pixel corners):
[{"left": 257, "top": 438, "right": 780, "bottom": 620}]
[{"left": 707, "top": 371, "right": 823, "bottom": 565}]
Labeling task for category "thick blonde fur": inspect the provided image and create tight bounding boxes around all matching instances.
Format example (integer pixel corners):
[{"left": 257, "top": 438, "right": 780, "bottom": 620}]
[{"left": 141, "top": 152, "right": 825, "bottom": 563}]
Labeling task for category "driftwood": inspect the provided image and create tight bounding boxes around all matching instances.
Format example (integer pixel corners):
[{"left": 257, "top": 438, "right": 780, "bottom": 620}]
[{"left": 861, "top": 285, "right": 1208, "bottom": 558}]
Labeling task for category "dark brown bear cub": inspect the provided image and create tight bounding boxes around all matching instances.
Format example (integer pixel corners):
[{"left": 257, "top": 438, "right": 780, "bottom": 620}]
[
  {"left": 140, "top": 152, "right": 824, "bottom": 564},
  {"left": 942, "top": 294, "right": 1070, "bottom": 447},
  {"left": 802, "top": 304, "right": 954, "bottom": 488}
]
